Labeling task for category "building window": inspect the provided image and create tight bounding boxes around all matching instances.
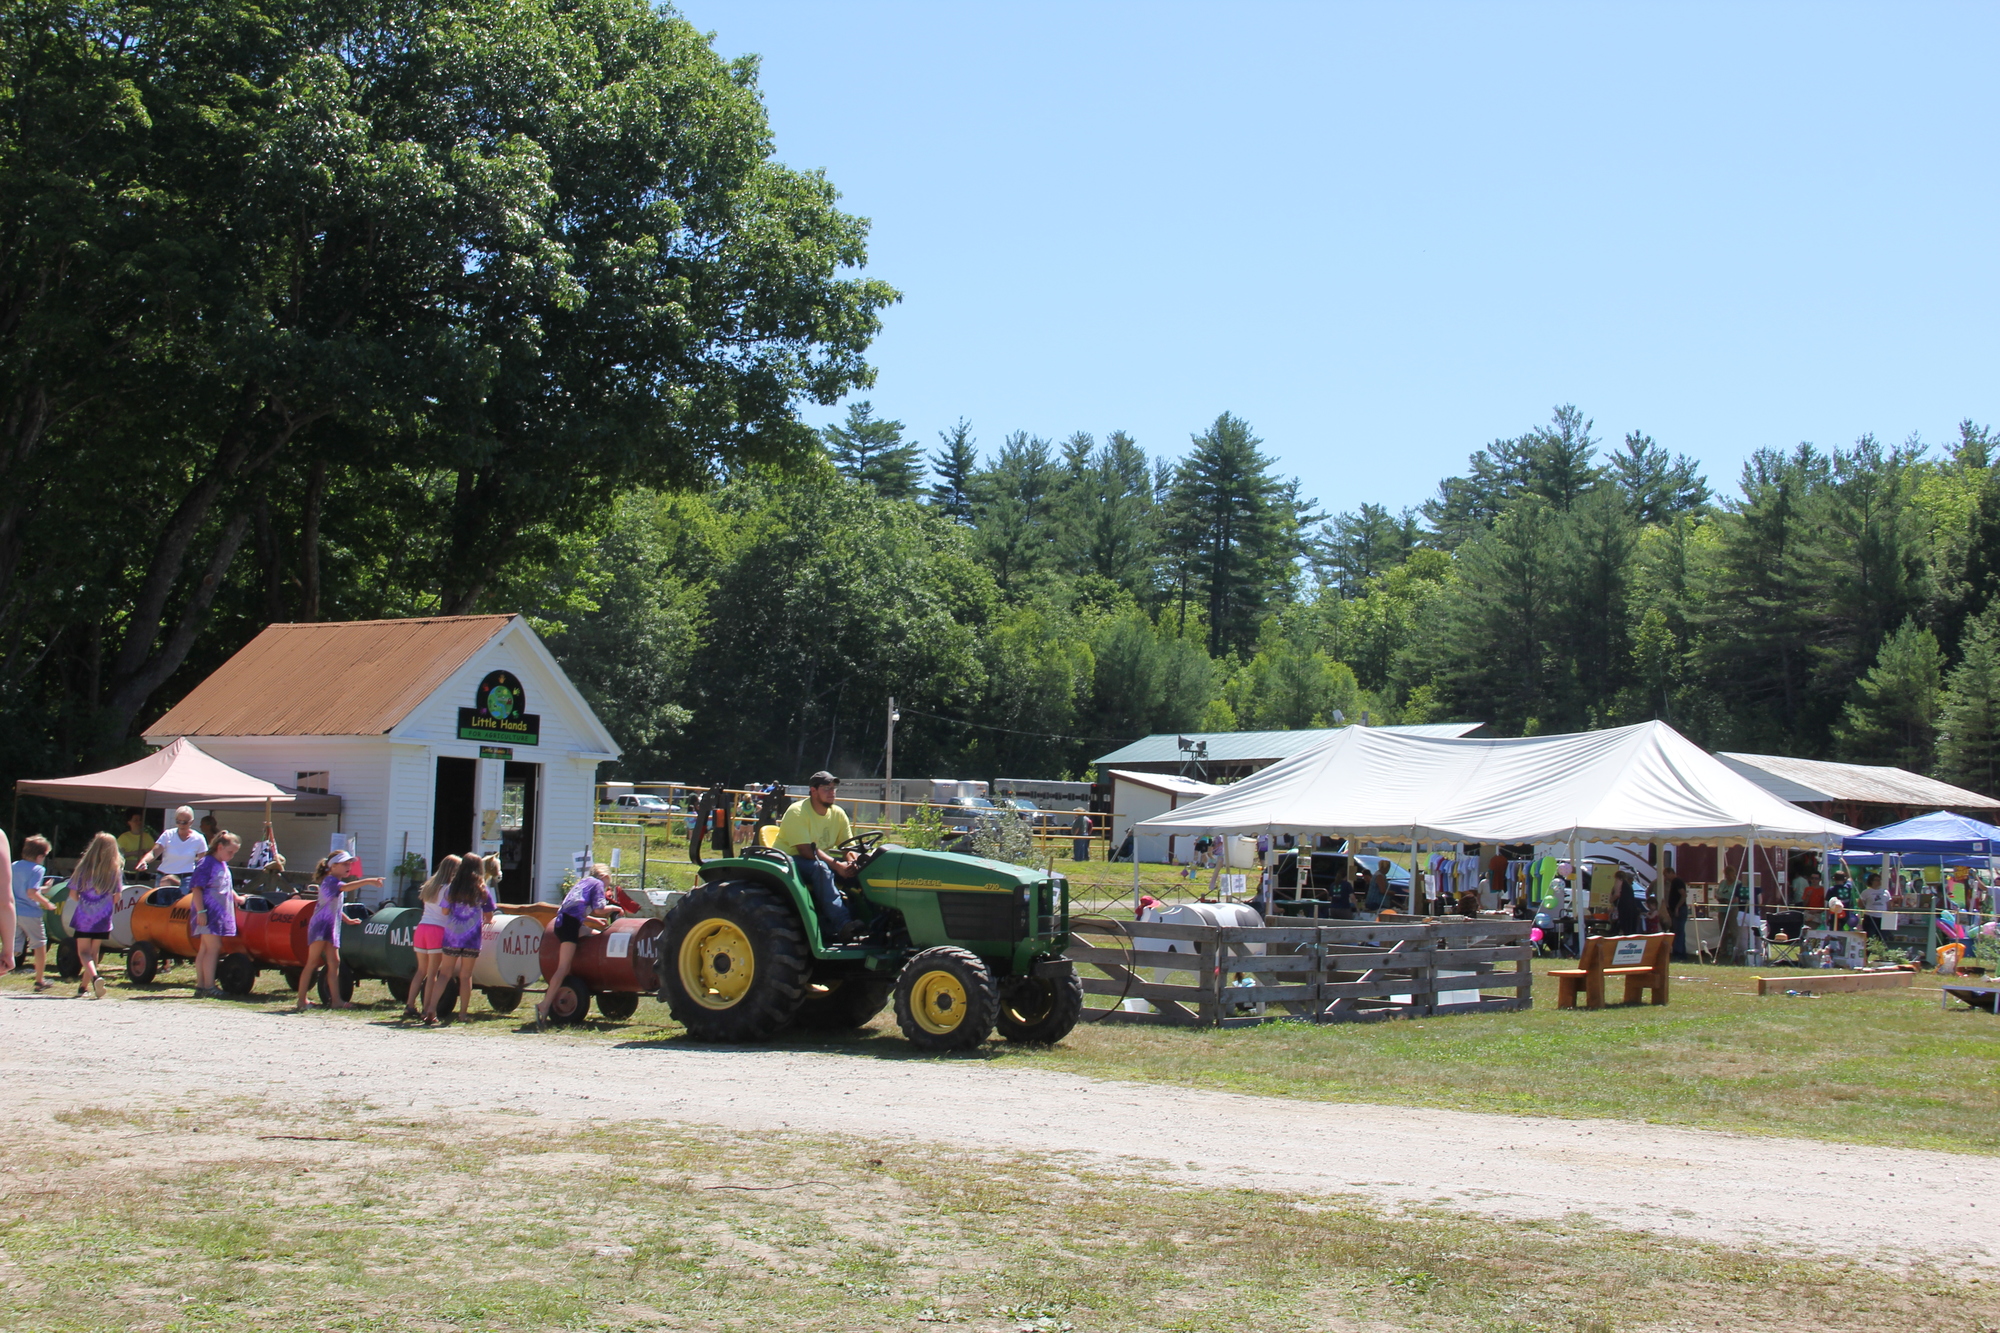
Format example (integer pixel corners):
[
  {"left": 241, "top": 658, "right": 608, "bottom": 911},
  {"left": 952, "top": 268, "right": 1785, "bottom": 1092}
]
[{"left": 296, "top": 771, "right": 329, "bottom": 794}]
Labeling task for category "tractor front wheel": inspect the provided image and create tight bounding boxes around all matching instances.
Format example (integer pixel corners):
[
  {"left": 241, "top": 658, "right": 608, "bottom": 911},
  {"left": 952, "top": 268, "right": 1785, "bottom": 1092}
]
[
  {"left": 996, "top": 969, "right": 1084, "bottom": 1044},
  {"left": 893, "top": 947, "right": 998, "bottom": 1052},
  {"left": 792, "top": 972, "right": 894, "bottom": 1031},
  {"left": 661, "top": 881, "right": 812, "bottom": 1042}
]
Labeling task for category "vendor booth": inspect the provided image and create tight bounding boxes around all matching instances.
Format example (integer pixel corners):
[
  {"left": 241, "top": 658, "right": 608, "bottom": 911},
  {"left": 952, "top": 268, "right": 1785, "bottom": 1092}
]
[
  {"left": 137, "top": 615, "right": 619, "bottom": 905},
  {"left": 1134, "top": 720, "right": 1857, "bottom": 958}
]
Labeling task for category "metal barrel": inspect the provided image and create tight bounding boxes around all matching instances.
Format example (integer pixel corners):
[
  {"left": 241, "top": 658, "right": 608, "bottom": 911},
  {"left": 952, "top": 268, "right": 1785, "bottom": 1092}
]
[
  {"left": 538, "top": 916, "right": 662, "bottom": 994},
  {"left": 109, "top": 884, "right": 148, "bottom": 950},
  {"left": 237, "top": 897, "right": 316, "bottom": 969},
  {"left": 473, "top": 912, "right": 546, "bottom": 990},
  {"left": 340, "top": 904, "right": 415, "bottom": 981},
  {"left": 127, "top": 887, "right": 248, "bottom": 960},
  {"left": 41, "top": 879, "right": 71, "bottom": 943}
]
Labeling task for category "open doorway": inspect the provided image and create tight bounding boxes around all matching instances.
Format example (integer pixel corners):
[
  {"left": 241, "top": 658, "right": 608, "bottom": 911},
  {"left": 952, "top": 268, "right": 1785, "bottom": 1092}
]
[
  {"left": 432, "top": 757, "right": 475, "bottom": 873},
  {"left": 497, "top": 761, "right": 538, "bottom": 905}
]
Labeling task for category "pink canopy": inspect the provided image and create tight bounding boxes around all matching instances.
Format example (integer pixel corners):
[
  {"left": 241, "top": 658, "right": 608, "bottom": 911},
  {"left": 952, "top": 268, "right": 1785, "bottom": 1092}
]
[{"left": 15, "top": 737, "right": 340, "bottom": 814}]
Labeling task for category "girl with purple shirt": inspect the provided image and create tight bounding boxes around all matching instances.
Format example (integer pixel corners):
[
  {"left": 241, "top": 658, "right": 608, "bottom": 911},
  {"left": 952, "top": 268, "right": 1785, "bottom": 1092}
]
[
  {"left": 66, "top": 832, "right": 123, "bottom": 1000},
  {"left": 534, "top": 863, "right": 621, "bottom": 1030},
  {"left": 186, "top": 832, "right": 245, "bottom": 999},
  {"left": 424, "top": 855, "right": 494, "bottom": 1025},
  {"left": 295, "top": 850, "right": 383, "bottom": 1011}
]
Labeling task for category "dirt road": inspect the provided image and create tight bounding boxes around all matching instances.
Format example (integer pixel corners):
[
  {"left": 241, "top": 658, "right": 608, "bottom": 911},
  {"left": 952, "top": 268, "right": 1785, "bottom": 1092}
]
[{"left": 4, "top": 992, "right": 1986, "bottom": 1269}]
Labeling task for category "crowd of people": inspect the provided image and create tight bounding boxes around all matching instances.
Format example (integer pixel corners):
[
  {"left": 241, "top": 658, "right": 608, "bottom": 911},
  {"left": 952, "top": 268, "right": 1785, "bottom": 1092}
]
[{"left": 3, "top": 809, "right": 627, "bottom": 1027}]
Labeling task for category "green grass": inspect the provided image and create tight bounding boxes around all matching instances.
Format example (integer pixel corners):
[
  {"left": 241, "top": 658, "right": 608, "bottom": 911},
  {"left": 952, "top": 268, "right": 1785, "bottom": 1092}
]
[{"left": 1, "top": 1102, "right": 1990, "bottom": 1333}]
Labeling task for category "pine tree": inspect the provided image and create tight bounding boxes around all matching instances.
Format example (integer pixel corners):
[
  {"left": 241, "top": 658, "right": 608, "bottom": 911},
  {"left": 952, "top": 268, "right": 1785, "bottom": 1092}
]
[
  {"left": 1610, "top": 430, "right": 1710, "bottom": 523},
  {"left": 928, "top": 419, "right": 978, "bottom": 519},
  {"left": 1167, "top": 413, "right": 1301, "bottom": 658},
  {"left": 1833, "top": 617, "right": 1943, "bottom": 770},
  {"left": 1938, "top": 605, "right": 2000, "bottom": 791},
  {"left": 823, "top": 401, "right": 924, "bottom": 499},
  {"left": 970, "top": 432, "right": 1057, "bottom": 594}
]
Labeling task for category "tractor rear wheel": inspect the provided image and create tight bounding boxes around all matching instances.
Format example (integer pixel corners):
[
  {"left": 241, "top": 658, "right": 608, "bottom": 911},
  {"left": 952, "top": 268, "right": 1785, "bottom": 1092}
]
[
  {"left": 661, "top": 881, "right": 812, "bottom": 1042},
  {"left": 791, "top": 972, "right": 893, "bottom": 1031},
  {"left": 893, "top": 947, "right": 998, "bottom": 1052},
  {"left": 996, "top": 969, "right": 1084, "bottom": 1044}
]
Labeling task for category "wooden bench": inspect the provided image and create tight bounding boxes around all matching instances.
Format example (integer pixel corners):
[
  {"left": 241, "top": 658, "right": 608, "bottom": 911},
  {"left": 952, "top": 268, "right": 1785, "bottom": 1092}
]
[{"left": 1550, "top": 932, "right": 1671, "bottom": 1009}]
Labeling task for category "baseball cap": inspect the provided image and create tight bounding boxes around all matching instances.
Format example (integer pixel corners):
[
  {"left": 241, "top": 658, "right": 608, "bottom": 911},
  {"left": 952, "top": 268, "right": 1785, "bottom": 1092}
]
[{"left": 808, "top": 770, "right": 838, "bottom": 787}]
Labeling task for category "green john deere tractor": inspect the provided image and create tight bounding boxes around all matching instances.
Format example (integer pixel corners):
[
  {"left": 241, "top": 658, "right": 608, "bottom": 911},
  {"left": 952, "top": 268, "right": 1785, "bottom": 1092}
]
[{"left": 658, "top": 783, "right": 1081, "bottom": 1050}]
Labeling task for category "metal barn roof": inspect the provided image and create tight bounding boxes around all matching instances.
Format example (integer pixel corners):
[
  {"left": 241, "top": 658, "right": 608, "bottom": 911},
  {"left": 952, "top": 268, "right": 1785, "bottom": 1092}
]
[
  {"left": 147, "top": 615, "right": 516, "bottom": 738},
  {"left": 1093, "top": 723, "right": 1483, "bottom": 768},
  {"left": 1716, "top": 752, "right": 2000, "bottom": 813}
]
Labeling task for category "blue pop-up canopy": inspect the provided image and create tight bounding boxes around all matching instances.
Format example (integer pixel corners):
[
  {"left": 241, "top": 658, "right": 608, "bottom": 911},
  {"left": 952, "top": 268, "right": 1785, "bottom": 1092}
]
[{"left": 1841, "top": 809, "right": 2000, "bottom": 856}]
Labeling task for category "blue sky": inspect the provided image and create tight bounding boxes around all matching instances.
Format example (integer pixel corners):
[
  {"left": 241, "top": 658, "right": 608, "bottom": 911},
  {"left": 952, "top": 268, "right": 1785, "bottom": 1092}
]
[{"left": 676, "top": 1, "right": 2000, "bottom": 516}]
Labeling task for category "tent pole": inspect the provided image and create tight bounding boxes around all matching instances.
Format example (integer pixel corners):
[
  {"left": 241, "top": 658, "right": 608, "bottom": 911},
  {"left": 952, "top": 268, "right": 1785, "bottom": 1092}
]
[{"left": 1569, "top": 832, "right": 1582, "bottom": 957}]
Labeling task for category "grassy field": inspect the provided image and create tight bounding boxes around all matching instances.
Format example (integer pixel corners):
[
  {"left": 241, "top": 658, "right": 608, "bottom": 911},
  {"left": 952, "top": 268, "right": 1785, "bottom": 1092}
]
[{"left": 1, "top": 1098, "right": 1989, "bottom": 1333}]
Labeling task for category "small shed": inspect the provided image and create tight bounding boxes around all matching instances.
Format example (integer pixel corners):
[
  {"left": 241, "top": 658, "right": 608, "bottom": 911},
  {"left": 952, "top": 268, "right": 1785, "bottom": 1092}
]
[
  {"left": 1715, "top": 753, "right": 2000, "bottom": 830},
  {"left": 143, "top": 615, "right": 619, "bottom": 905},
  {"left": 1108, "top": 770, "right": 1222, "bottom": 864}
]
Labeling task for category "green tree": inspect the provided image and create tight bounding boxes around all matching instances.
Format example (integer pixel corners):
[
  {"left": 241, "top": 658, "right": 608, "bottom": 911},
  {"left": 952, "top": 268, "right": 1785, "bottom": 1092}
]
[
  {"left": 1833, "top": 618, "right": 1943, "bottom": 770},
  {"left": 1938, "top": 603, "right": 2000, "bottom": 792},
  {"left": 971, "top": 432, "right": 1057, "bottom": 596},
  {"left": 1611, "top": 430, "right": 1710, "bottom": 523},
  {"left": 1432, "top": 494, "right": 1573, "bottom": 733},
  {"left": 1053, "top": 429, "right": 1156, "bottom": 591},
  {"left": 928, "top": 418, "right": 977, "bottom": 520},
  {"left": 1314, "top": 503, "right": 1418, "bottom": 596},
  {"left": 1163, "top": 412, "right": 1305, "bottom": 658},
  {"left": 824, "top": 401, "right": 924, "bottom": 499}
]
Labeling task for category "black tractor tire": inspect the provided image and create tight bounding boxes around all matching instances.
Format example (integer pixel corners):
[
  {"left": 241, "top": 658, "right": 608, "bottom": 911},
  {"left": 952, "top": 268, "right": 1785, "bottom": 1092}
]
[
  {"left": 595, "top": 990, "right": 639, "bottom": 1021},
  {"left": 387, "top": 976, "right": 410, "bottom": 1005},
  {"left": 56, "top": 939, "right": 81, "bottom": 981},
  {"left": 126, "top": 942, "right": 161, "bottom": 986},
  {"left": 893, "top": 946, "right": 999, "bottom": 1052},
  {"left": 549, "top": 976, "right": 590, "bottom": 1024},
  {"left": 481, "top": 986, "right": 523, "bottom": 1015},
  {"left": 216, "top": 953, "right": 259, "bottom": 997},
  {"left": 432, "top": 976, "right": 462, "bottom": 1024},
  {"left": 316, "top": 962, "right": 357, "bottom": 1007},
  {"left": 791, "top": 972, "right": 894, "bottom": 1031},
  {"left": 997, "top": 969, "right": 1085, "bottom": 1044},
  {"left": 660, "top": 880, "right": 813, "bottom": 1042}
]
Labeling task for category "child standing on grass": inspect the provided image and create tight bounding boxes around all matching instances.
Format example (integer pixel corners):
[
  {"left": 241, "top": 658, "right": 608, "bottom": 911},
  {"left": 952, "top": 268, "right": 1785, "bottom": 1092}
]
[
  {"left": 66, "top": 833, "right": 122, "bottom": 999},
  {"left": 297, "top": 850, "right": 382, "bottom": 1011},
  {"left": 186, "top": 832, "right": 246, "bottom": 998},
  {"left": 408, "top": 855, "right": 461, "bottom": 1021},
  {"left": 12, "top": 835, "right": 57, "bottom": 990},
  {"left": 424, "top": 855, "right": 493, "bottom": 1025}
]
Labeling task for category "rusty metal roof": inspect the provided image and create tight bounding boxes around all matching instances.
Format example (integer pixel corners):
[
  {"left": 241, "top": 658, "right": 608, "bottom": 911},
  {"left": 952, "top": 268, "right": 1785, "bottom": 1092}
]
[
  {"left": 147, "top": 615, "right": 516, "bottom": 738},
  {"left": 1716, "top": 752, "right": 2000, "bottom": 812}
]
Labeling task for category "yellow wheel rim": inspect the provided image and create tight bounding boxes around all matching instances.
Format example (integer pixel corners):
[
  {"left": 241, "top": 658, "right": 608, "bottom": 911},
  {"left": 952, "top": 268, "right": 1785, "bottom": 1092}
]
[
  {"left": 679, "top": 918, "right": 755, "bottom": 1009},
  {"left": 910, "top": 969, "right": 968, "bottom": 1035}
]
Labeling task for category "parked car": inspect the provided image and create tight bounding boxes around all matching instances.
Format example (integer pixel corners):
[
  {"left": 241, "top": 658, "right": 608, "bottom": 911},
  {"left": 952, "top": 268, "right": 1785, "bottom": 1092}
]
[
  {"left": 998, "top": 797, "right": 1057, "bottom": 829},
  {"left": 600, "top": 793, "right": 681, "bottom": 817}
]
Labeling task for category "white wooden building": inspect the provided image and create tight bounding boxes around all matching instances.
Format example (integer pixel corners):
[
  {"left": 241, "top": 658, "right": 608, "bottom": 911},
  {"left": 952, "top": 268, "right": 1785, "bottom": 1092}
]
[
  {"left": 143, "top": 615, "right": 619, "bottom": 906},
  {"left": 1108, "top": 769, "right": 1222, "bottom": 865}
]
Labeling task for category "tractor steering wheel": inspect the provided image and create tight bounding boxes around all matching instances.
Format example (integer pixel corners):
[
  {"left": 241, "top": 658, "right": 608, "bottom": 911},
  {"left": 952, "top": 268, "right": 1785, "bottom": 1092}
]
[{"left": 835, "top": 831, "right": 885, "bottom": 858}]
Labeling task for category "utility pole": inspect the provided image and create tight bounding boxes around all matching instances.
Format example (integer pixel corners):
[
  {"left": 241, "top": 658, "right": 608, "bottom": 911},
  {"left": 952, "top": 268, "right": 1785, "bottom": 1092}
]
[{"left": 885, "top": 696, "right": 899, "bottom": 802}]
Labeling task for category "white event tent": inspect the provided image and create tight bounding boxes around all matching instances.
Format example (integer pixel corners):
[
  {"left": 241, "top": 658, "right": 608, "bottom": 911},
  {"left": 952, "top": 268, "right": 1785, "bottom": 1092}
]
[{"left": 1134, "top": 719, "right": 1855, "bottom": 858}]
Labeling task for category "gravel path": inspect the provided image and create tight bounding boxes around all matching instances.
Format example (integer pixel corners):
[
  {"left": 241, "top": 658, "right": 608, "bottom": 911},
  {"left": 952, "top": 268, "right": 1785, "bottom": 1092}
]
[{"left": 4, "top": 992, "right": 1986, "bottom": 1269}]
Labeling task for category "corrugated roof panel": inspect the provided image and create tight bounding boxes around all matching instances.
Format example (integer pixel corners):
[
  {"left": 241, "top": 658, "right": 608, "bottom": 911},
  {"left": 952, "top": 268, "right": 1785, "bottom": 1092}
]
[
  {"left": 1717, "top": 752, "right": 2000, "bottom": 811},
  {"left": 147, "top": 616, "right": 515, "bottom": 738},
  {"left": 1094, "top": 723, "right": 1482, "bottom": 766}
]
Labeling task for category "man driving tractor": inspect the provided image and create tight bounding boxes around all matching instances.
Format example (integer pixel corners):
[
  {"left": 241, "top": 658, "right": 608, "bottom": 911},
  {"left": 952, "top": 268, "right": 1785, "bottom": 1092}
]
[{"left": 775, "top": 771, "right": 860, "bottom": 940}]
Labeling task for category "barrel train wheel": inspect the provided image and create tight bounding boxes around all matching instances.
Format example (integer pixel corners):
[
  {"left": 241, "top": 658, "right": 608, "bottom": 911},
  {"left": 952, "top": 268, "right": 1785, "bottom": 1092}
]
[
  {"left": 660, "top": 880, "right": 812, "bottom": 1042},
  {"left": 387, "top": 976, "right": 410, "bottom": 1005},
  {"left": 549, "top": 976, "right": 591, "bottom": 1024},
  {"left": 481, "top": 986, "right": 523, "bottom": 1015},
  {"left": 893, "top": 946, "right": 998, "bottom": 1052},
  {"left": 282, "top": 966, "right": 302, "bottom": 990},
  {"left": 216, "top": 953, "right": 259, "bottom": 997},
  {"left": 126, "top": 941, "right": 161, "bottom": 986},
  {"left": 432, "top": 977, "right": 462, "bottom": 1025},
  {"left": 996, "top": 968, "right": 1084, "bottom": 1044},
  {"left": 56, "top": 939, "right": 81, "bottom": 981},
  {"left": 315, "top": 962, "right": 357, "bottom": 1007},
  {"left": 595, "top": 990, "right": 639, "bottom": 1021},
  {"left": 792, "top": 972, "right": 894, "bottom": 1031}
]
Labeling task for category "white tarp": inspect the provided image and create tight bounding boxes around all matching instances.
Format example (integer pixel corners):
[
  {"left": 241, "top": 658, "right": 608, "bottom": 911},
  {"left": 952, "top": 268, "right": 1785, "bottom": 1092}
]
[{"left": 1132, "top": 720, "right": 1856, "bottom": 848}]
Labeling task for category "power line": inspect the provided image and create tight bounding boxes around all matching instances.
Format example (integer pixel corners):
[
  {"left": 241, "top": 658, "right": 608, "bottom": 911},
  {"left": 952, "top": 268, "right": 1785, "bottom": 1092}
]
[{"left": 895, "top": 704, "right": 1128, "bottom": 747}]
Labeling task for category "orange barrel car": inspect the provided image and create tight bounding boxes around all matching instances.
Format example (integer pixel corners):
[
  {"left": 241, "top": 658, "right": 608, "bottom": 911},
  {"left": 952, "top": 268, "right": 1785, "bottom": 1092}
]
[
  {"left": 470, "top": 911, "right": 545, "bottom": 1015},
  {"left": 233, "top": 896, "right": 319, "bottom": 994},
  {"left": 125, "top": 886, "right": 249, "bottom": 985},
  {"left": 538, "top": 916, "right": 661, "bottom": 1022}
]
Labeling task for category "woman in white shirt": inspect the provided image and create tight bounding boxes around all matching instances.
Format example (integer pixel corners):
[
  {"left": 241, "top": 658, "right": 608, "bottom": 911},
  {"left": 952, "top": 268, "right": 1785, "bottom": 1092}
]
[{"left": 137, "top": 806, "right": 208, "bottom": 878}]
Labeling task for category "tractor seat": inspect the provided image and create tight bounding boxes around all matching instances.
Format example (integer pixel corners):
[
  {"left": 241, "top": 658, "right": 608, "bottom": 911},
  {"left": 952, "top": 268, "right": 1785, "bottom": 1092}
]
[{"left": 758, "top": 825, "right": 781, "bottom": 848}]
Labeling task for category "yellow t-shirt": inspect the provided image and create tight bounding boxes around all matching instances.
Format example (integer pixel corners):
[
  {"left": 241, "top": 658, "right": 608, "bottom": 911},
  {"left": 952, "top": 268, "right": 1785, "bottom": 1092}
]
[{"left": 776, "top": 799, "right": 853, "bottom": 856}]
